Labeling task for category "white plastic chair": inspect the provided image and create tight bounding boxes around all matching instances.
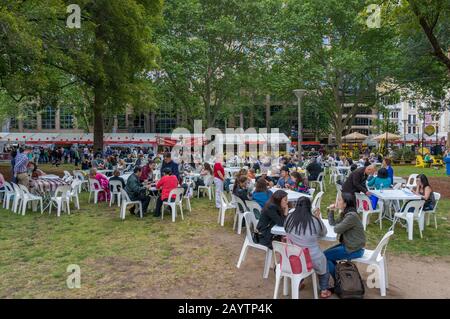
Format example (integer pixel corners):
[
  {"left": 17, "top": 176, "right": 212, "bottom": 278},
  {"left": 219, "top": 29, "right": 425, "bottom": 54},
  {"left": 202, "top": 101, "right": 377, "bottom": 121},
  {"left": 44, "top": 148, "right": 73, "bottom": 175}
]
[
  {"left": 11, "top": 183, "right": 24, "bottom": 214},
  {"left": 353, "top": 231, "right": 394, "bottom": 297},
  {"left": 329, "top": 166, "right": 339, "bottom": 184},
  {"left": 18, "top": 184, "right": 43, "bottom": 215},
  {"left": 73, "top": 171, "right": 88, "bottom": 191},
  {"left": 355, "top": 193, "right": 383, "bottom": 230},
  {"left": 63, "top": 171, "right": 73, "bottom": 183},
  {"left": 69, "top": 180, "right": 82, "bottom": 210},
  {"left": 49, "top": 185, "right": 71, "bottom": 217},
  {"left": 391, "top": 200, "right": 425, "bottom": 240},
  {"left": 183, "top": 181, "right": 194, "bottom": 212},
  {"left": 245, "top": 200, "right": 262, "bottom": 219},
  {"left": 218, "top": 192, "right": 236, "bottom": 226},
  {"left": 424, "top": 192, "right": 441, "bottom": 229},
  {"left": 197, "top": 176, "right": 214, "bottom": 200},
  {"left": 406, "top": 174, "right": 418, "bottom": 189},
  {"left": 88, "top": 178, "right": 106, "bottom": 204},
  {"left": 232, "top": 195, "right": 248, "bottom": 235},
  {"left": 311, "top": 191, "right": 324, "bottom": 211},
  {"left": 162, "top": 188, "right": 184, "bottom": 222},
  {"left": 3, "top": 182, "right": 15, "bottom": 210},
  {"left": 109, "top": 180, "right": 123, "bottom": 207},
  {"left": 120, "top": 189, "right": 143, "bottom": 220},
  {"left": 309, "top": 172, "right": 325, "bottom": 192},
  {"left": 272, "top": 241, "right": 318, "bottom": 299},
  {"left": 236, "top": 211, "right": 273, "bottom": 279}
]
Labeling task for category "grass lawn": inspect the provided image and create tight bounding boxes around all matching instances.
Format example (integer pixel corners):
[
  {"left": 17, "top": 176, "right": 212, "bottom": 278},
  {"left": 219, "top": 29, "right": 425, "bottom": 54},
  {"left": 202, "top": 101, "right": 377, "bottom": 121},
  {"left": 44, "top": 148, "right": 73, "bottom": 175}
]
[
  {"left": 393, "top": 165, "right": 449, "bottom": 178},
  {"left": 0, "top": 164, "right": 448, "bottom": 298}
]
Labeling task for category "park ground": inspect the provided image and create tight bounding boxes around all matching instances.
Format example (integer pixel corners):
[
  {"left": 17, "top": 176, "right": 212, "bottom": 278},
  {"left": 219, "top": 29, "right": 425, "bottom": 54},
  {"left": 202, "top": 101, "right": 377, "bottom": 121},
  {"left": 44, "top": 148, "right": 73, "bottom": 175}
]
[{"left": 0, "top": 164, "right": 449, "bottom": 298}]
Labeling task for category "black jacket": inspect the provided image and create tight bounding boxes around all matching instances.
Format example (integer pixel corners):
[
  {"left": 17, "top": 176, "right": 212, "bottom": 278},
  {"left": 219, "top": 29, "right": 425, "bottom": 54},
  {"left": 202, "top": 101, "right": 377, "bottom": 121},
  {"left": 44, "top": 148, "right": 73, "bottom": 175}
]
[
  {"left": 256, "top": 203, "right": 286, "bottom": 248},
  {"left": 342, "top": 167, "right": 368, "bottom": 195},
  {"left": 306, "top": 162, "right": 322, "bottom": 181},
  {"left": 160, "top": 160, "right": 180, "bottom": 179}
]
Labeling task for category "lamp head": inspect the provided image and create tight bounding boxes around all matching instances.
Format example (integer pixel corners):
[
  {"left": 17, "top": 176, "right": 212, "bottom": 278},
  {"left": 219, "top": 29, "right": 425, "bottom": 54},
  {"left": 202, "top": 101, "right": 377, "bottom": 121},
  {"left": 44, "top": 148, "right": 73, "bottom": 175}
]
[{"left": 293, "top": 89, "right": 307, "bottom": 99}]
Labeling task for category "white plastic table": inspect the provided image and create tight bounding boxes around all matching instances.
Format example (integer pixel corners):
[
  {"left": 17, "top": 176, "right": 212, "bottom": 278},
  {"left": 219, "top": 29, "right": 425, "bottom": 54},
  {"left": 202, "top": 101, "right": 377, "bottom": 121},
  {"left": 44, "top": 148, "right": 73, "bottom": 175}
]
[
  {"left": 271, "top": 219, "right": 337, "bottom": 242},
  {"left": 270, "top": 188, "right": 312, "bottom": 202},
  {"left": 370, "top": 189, "right": 421, "bottom": 223}
]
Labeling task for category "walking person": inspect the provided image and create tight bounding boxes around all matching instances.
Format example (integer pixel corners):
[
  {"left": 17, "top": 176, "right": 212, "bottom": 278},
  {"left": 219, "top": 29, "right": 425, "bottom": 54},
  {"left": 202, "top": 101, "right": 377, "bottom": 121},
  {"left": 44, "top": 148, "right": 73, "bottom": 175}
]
[{"left": 214, "top": 154, "right": 225, "bottom": 209}]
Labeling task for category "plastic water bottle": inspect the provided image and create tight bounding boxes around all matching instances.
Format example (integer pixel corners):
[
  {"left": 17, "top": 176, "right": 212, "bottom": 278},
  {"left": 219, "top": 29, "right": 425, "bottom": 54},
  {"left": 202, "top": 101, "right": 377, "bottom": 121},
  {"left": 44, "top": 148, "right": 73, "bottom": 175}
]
[{"left": 380, "top": 184, "right": 383, "bottom": 193}]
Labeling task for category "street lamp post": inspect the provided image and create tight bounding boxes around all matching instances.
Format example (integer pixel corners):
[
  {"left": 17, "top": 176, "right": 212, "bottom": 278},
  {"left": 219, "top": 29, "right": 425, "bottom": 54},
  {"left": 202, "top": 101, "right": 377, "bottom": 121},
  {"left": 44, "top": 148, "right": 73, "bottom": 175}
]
[{"left": 293, "top": 89, "right": 307, "bottom": 156}]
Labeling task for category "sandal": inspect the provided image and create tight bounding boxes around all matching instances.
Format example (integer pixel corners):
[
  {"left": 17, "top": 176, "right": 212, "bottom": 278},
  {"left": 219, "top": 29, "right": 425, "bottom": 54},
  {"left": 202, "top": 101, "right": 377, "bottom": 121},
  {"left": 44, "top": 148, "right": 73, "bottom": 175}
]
[{"left": 320, "top": 290, "right": 332, "bottom": 298}]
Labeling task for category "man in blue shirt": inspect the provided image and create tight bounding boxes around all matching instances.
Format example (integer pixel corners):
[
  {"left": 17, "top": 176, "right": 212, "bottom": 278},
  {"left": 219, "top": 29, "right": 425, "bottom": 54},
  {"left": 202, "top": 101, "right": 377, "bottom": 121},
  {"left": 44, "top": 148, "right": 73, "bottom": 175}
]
[
  {"left": 444, "top": 150, "right": 450, "bottom": 176},
  {"left": 276, "top": 166, "right": 295, "bottom": 188}
]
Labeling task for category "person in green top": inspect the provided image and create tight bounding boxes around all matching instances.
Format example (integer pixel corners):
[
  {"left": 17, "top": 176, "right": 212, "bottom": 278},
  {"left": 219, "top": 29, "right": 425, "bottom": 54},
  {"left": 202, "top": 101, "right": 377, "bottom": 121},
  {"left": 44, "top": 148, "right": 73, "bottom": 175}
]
[
  {"left": 325, "top": 192, "right": 366, "bottom": 282},
  {"left": 424, "top": 153, "right": 433, "bottom": 167}
]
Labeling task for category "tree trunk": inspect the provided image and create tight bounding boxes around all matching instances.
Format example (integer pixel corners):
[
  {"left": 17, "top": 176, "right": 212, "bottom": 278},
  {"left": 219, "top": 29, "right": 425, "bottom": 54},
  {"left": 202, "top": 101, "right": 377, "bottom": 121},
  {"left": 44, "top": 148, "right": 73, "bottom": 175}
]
[{"left": 93, "top": 85, "right": 105, "bottom": 151}]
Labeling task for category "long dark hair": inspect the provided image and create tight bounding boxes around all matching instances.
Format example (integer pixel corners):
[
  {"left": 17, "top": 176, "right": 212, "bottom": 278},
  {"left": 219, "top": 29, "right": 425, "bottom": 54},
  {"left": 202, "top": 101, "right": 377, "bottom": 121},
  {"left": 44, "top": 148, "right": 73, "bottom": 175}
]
[
  {"left": 263, "top": 190, "right": 287, "bottom": 215},
  {"left": 203, "top": 163, "right": 213, "bottom": 175},
  {"left": 285, "top": 197, "right": 323, "bottom": 235},
  {"left": 417, "top": 174, "right": 431, "bottom": 190},
  {"left": 341, "top": 192, "right": 357, "bottom": 216}
]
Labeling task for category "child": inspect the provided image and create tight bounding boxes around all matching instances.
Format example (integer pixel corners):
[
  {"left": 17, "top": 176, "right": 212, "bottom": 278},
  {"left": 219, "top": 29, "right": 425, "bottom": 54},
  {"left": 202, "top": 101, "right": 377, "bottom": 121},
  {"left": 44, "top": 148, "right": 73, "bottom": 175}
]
[{"left": 290, "top": 171, "right": 310, "bottom": 194}]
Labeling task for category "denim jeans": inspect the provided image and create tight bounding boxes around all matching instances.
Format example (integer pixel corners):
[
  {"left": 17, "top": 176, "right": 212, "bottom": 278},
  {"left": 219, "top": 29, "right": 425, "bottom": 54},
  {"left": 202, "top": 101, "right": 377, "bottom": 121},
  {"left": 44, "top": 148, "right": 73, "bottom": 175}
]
[
  {"left": 318, "top": 273, "right": 330, "bottom": 291},
  {"left": 324, "top": 244, "right": 364, "bottom": 280}
]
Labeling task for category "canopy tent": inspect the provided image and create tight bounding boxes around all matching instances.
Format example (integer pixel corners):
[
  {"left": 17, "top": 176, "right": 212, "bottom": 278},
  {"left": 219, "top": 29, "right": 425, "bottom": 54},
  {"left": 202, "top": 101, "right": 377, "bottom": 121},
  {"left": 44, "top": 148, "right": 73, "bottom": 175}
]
[
  {"left": 342, "top": 132, "right": 368, "bottom": 141},
  {"left": 372, "top": 132, "right": 401, "bottom": 141}
]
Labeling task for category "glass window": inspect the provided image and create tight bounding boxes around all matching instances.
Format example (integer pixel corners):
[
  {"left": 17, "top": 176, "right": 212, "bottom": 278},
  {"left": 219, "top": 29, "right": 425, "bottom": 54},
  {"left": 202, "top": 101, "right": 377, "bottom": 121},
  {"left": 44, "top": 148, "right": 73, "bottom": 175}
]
[
  {"left": 9, "top": 117, "right": 19, "bottom": 129},
  {"left": 156, "top": 108, "right": 176, "bottom": 133},
  {"left": 117, "top": 114, "right": 127, "bottom": 129},
  {"left": 41, "top": 106, "right": 56, "bottom": 129},
  {"left": 59, "top": 107, "right": 74, "bottom": 129},
  {"left": 23, "top": 107, "right": 37, "bottom": 129}
]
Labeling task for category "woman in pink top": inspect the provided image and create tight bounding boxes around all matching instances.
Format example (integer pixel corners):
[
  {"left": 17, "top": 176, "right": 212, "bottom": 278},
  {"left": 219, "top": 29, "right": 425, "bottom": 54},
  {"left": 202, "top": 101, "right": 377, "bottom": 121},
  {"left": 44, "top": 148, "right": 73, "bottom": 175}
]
[
  {"left": 153, "top": 167, "right": 179, "bottom": 217},
  {"left": 89, "top": 168, "right": 110, "bottom": 202},
  {"left": 213, "top": 155, "right": 225, "bottom": 209}
]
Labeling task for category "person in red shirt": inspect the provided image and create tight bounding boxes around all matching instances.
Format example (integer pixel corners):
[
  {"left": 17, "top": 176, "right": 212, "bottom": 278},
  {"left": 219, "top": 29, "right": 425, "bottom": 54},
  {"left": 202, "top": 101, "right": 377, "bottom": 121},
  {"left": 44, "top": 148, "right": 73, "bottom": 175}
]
[
  {"left": 140, "top": 160, "right": 154, "bottom": 182},
  {"left": 213, "top": 154, "right": 225, "bottom": 208},
  {"left": 153, "top": 167, "right": 179, "bottom": 217}
]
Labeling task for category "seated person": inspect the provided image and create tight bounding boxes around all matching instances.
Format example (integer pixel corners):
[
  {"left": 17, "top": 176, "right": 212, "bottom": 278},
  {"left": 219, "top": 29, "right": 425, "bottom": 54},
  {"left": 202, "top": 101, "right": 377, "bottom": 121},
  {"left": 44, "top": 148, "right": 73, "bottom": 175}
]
[
  {"left": 412, "top": 174, "right": 436, "bottom": 211},
  {"left": 290, "top": 171, "right": 309, "bottom": 193},
  {"left": 109, "top": 169, "right": 126, "bottom": 189},
  {"left": 256, "top": 190, "right": 289, "bottom": 249},
  {"left": 306, "top": 158, "right": 322, "bottom": 181},
  {"left": 29, "top": 162, "right": 46, "bottom": 178},
  {"left": 153, "top": 168, "right": 179, "bottom": 217},
  {"left": 276, "top": 166, "right": 295, "bottom": 188},
  {"left": 89, "top": 168, "right": 110, "bottom": 202},
  {"left": 247, "top": 168, "right": 256, "bottom": 180},
  {"left": 324, "top": 193, "right": 366, "bottom": 284},
  {"left": 140, "top": 161, "right": 154, "bottom": 182},
  {"left": 367, "top": 167, "right": 391, "bottom": 208},
  {"left": 252, "top": 178, "right": 272, "bottom": 208},
  {"left": 233, "top": 175, "right": 251, "bottom": 202},
  {"left": 424, "top": 153, "right": 433, "bottom": 167},
  {"left": 81, "top": 158, "right": 91, "bottom": 170},
  {"left": 256, "top": 172, "right": 274, "bottom": 188},
  {"left": 125, "top": 167, "right": 151, "bottom": 216},
  {"left": 0, "top": 172, "right": 5, "bottom": 191},
  {"left": 382, "top": 158, "right": 394, "bottom": 186},
  {"left": 285, "top": 197, "right": 331, "bottom": 298}
]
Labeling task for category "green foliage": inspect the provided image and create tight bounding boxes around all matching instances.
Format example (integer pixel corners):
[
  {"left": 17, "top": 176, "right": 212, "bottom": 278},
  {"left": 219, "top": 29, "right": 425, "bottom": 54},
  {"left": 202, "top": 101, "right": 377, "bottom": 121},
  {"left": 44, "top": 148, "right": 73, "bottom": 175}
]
[{"left": 393, "top": 147, "right": 416, "bottom": 162}]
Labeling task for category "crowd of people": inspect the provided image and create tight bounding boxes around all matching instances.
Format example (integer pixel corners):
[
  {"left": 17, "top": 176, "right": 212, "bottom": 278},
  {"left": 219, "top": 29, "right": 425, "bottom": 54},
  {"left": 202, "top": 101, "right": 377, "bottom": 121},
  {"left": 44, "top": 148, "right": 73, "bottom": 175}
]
[{"left": 1, "top": 142, "right": 445, "bottom": 298}]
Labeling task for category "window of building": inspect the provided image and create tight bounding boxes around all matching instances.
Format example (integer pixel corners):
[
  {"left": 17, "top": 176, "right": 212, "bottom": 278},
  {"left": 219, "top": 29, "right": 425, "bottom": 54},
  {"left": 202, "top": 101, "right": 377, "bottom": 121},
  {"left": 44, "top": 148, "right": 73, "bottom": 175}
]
[
  {"left": 409, "top": 101, "right": 416, "bottom": 109},
  {"left": 129, "top": 114, "right": 145, "bottom": 133},
  {"left": 117, "top": 114, "right": 127, "bottom": 129},
  {"left": 22, "top": 107, "right": 37, "bottom": 129},
  {"left": 9, "top": 117, "right": 19, "bottom": 129},
  {"left": 390, "top": 112, "right": 398, "bottom": 119},
  {"left": 41, "top": 106, "right": 56, "bottom": 129},
  {"left": 156, "top": 108, "right": 176, "bottom": 133},
  {"left": 59, "top": 107, "right": 74, "bottom": 129}
]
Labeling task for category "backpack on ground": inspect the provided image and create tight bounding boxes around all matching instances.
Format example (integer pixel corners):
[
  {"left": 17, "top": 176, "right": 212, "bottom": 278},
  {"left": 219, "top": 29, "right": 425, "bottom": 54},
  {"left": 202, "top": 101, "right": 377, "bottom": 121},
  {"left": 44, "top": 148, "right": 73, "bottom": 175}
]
[{"left": 335, "top": 260, "right": 365, "bottom": 299}]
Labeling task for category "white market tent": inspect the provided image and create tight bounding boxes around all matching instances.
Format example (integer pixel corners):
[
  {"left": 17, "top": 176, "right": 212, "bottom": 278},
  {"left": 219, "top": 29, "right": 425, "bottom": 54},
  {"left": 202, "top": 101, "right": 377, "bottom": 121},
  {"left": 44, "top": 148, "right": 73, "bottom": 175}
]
[{"left": 0, "top": 132, "right": 291, "bottom": 149}]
